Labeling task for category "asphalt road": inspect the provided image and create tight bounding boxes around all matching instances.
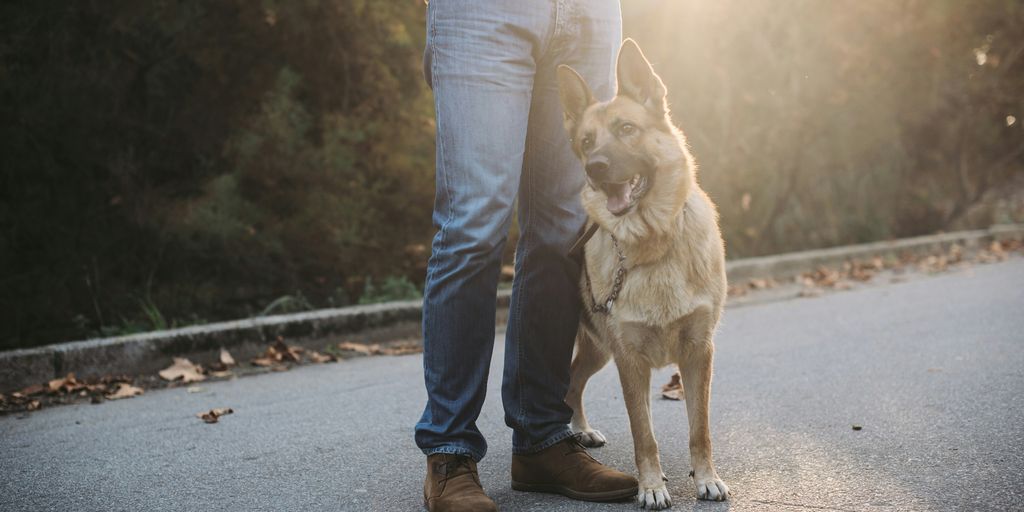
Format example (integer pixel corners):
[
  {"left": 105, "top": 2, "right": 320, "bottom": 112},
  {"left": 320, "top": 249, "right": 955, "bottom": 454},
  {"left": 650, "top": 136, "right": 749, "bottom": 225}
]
[{"left": 2, "top": 259, "right": 1023, "bottom": 512}]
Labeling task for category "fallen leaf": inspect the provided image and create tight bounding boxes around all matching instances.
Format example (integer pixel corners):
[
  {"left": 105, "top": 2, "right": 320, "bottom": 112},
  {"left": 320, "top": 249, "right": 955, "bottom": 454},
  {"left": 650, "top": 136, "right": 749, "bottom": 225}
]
[
  {"left": 377, "top": 341, "right": 422, "bottom": 356},
  {"left": 18, "top": 384, "right": 46, "bottom": 396},
  {"left": 49, "top": 373, "right": 86, "bottom": 394},
  {"left": 159, "top": 357, "right": 206, "bottom": 383},
  {"left": 207, "top": 370, "right": 234, "bottom": 378},
  {"left": 337, "top": 341, "right": 374, "bottom": 355},
  {"left": 251, "top": 357, "right": 277, "bottom": 367},
  {"left": 307, "top": 351, "right": 337, "bottom": 363},
  {"left": 661, "top": 371, "right": 684, "bottom": 401},
  {"left": 209, "top": 348, "right": 238, "bottom": 372},
  {"left": 748, "top": 278, "right": 775, "bottom": 290},
  {"left": 252, "top": 337, "right": 303, "bottom": 366},
  {"left": 727, "top": 285, "right": 748, "bottom": 297},
  {"left": 798, "top": 288, "right": 823, "bottom": 298},
  {"left": 272, "top": 338, "right": 302, "bottom": 362},
  {"left": 219, "top": 348, "right": 236, "bottom": 367},
  {"left": 336, "top": 340, "right": 422, "bottom": 357},
  {"left": 26, "top": 400, "right": 41, "bottom": 411},
  {"left": 197, "top": 407, "right": 234, "bottom": 424},
  {"left": 106, "top": 383, "right": 144, "bottom": 400}
]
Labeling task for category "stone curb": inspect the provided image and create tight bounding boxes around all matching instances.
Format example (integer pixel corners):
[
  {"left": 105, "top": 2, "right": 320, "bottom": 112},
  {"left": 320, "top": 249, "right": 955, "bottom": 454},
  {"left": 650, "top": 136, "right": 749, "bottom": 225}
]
[{"left": 2, "top": 224, "right": 1021, "bottom": 392}]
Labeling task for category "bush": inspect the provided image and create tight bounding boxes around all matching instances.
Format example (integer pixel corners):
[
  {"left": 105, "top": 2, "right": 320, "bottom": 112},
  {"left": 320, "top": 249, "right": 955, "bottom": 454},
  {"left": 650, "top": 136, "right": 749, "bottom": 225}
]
[{"left": 1, "top": 1, "right": 1021, "bottom": 348}]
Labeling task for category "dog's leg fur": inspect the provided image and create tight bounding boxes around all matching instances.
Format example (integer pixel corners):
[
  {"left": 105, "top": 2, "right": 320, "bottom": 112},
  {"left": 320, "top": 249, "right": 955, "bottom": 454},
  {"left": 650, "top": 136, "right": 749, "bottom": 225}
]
[
  {"left": 678, "top": 311, "right": 729, "bottom": 501},
  {"left": 566, "top": 331, "right": 611, "bottom": 447},
  {"left": 616, "top": 356, "right": 672, "bottom": 510}
]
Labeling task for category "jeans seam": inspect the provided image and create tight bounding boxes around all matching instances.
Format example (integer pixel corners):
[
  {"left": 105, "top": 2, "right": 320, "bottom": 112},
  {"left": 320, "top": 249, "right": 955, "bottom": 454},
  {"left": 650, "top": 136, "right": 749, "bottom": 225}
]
[
  {"left": 422, "top": 3, "right": 455, "bottom": 446},
  {"left": 513, "top": 122, "right": 536, "bottom": 446}
]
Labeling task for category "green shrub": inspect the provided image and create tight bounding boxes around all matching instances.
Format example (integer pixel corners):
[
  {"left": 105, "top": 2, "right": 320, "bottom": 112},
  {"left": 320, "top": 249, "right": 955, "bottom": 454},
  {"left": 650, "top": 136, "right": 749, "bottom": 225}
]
[{"left": 358, "top": 276, "right": 422, "bottom": 305}]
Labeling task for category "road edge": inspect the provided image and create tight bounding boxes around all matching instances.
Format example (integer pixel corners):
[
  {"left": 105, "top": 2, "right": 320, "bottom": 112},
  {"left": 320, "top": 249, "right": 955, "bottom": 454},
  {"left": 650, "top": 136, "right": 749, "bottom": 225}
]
[{"left": 2, "top": 224, "right": 1022, "bottom": 391}]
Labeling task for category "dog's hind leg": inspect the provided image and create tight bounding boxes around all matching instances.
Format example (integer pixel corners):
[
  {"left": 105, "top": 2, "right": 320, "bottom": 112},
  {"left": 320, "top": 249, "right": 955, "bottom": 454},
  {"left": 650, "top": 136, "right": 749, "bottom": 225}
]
[
  {"left": 616, "top": 358, "right": 671, "bottom": 510},
  {"left": 566, "top": 330, "right": 610, "bottom": 447},
  {"left": 678, "top": 331, "right": 729, "bottom": 501}
]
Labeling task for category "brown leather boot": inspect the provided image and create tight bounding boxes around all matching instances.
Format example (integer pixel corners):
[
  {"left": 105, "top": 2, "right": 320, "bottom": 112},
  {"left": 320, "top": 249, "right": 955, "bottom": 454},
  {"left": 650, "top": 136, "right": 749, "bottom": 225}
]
[
  {"left": 511, "top": 435, "right": 638, "bottom": 502},
  {"left": 423, "top": 454, "right": 498, "bottom": 512}
]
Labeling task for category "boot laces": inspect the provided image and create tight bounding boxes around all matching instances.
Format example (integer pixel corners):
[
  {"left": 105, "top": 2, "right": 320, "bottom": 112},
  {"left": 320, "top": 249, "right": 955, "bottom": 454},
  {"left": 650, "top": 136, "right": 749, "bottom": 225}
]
[
  {"left": 563, "top": 433, "right": 598, "bottom": 461},
  {"left": 437, "top": 455, "right": 474, "bottom": 483}
]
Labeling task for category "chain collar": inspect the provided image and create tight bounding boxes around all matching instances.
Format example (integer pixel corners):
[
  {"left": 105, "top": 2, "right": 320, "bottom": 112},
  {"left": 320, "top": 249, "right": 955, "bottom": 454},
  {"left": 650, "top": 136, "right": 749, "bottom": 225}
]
[{"left": 583, "top": 233, "right": 626, "bottom": 314}]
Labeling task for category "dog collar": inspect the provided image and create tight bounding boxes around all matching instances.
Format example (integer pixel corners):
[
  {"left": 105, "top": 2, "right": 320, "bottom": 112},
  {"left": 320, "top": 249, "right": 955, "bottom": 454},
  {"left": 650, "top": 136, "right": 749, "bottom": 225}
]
[{"left": 568, "top": 222, "right": 600, "bottom": 260}]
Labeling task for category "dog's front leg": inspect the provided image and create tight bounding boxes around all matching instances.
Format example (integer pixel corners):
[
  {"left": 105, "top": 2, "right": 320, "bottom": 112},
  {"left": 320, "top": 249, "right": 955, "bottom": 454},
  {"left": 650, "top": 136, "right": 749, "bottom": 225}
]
[
  {"left": 566, "top": 331, "right": 611, "bottom": 447},
  {"left": 616, "top": 359, "right": 671, "bottom": 510},
  {"left": 679, "top": 340, "right": 729, "bottom": 501}
]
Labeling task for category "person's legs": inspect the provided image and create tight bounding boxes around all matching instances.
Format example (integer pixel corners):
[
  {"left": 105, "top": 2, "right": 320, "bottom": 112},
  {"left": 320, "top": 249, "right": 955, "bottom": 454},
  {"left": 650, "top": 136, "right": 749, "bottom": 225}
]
[
  {"left": 502, "top": 0, "right": 622, "bottom": 455},
  {"left": 415, "top": 0, "right": 553, "bottom": 463}
]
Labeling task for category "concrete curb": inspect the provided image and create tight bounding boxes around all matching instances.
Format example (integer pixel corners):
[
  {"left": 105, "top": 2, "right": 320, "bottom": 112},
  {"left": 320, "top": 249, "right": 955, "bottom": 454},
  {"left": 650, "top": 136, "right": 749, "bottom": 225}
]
[
  {"left": 2, "top": 224, "right": 1021, "bottom": 392},
  {"left": 726, "top": 223, "right": 1024, "bottom": 282}
]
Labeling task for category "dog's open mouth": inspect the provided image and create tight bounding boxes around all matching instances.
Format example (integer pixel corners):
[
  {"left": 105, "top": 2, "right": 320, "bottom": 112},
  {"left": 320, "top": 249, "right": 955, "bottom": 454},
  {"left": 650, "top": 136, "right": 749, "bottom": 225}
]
[{"left": 601, "top": 174, "right": 649, "bottom": 216}]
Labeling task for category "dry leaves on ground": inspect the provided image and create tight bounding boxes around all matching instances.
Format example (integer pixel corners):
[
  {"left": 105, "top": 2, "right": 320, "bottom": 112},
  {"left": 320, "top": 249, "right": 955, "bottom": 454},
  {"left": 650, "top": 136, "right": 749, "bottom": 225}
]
[
  {"left": 307, "top": 351, "right": 337, "bottom": 363},
  {"left": 159, "top": 357, "right": 206, "bottom": 383},
  {"left": 727, "top": 278, "right": 778, "bottom": 298},
  {"left": 48, "top": 373, "right": 87, "bottom": 394},
  {"left": 337, "top": 340, "right": 422, "bottom": 357},
  {"left": 660, "top": 371, "right": 684, "bottom": 401},
  {"left": 2, "top": 391, "right": 42, "bottom": 412},
  {"left": 734, "top": 238, "right": 1023, "bottom": 301},
  {"left": 252, "top": 337, "right": 303, "bottom": 367},
  {"left": 2, "top": 374, "right": 138, "bottom": 413},
  {"left": 196, "top": 407, "right": 234, "bottom": 424},
  {"left": 206, "top": 349, "right": 237, "bottom": 375},
  {"left": 105, "top": 383, "right": 144, "bottom": 400}
]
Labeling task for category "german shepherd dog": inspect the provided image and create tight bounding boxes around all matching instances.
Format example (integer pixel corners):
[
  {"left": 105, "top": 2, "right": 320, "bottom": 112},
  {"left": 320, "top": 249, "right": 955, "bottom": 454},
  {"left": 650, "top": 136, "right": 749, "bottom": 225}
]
[{"left": 557, "top": 39, "right": 729, "bottom": 508}]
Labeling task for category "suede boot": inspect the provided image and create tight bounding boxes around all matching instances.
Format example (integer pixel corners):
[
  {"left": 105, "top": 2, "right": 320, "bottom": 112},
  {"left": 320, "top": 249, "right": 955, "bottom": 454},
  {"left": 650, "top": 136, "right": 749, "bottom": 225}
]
[
  {"left": 511, "top": 435, "right": 637, "bottom": 501},
  {"left": 424, "top": 454, "right": 498, "bottom": 512}
]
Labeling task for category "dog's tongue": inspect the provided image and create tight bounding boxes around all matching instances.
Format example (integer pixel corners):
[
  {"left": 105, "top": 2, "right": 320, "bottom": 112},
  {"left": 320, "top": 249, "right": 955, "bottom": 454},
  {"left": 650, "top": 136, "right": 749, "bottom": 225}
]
[{"left": 605, "top": 182, "right": 632, "bottom": 215}]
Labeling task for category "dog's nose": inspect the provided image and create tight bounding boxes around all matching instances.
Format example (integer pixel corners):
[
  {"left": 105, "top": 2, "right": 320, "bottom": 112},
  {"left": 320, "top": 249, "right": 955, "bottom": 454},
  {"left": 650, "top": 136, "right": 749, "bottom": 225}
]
[{"left": 585, "top": 157, "right": 610, "bottom": 180}]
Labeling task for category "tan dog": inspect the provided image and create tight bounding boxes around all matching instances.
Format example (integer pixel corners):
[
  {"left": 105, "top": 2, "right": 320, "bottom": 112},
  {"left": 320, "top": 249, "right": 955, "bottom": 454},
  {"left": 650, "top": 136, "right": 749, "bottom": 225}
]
[{"left": 557, "top": 39, "right": 729, "bottom": 508}]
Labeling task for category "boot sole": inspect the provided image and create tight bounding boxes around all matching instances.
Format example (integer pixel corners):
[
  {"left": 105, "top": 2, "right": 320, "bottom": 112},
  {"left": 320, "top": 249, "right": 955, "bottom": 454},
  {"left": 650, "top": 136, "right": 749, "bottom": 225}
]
[{"left": 511, "top": 480, "right": 637, "bottom": 502}]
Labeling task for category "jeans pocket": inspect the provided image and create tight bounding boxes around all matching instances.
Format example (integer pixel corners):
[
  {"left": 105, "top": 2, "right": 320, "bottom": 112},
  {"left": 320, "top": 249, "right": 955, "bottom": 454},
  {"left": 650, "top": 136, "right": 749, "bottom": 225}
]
[
  {"left": 422, "top": 43, "right": 433, "bottom": 90},
  {"left": 422, "top": 2, "right": 434, "bottom": 90}
]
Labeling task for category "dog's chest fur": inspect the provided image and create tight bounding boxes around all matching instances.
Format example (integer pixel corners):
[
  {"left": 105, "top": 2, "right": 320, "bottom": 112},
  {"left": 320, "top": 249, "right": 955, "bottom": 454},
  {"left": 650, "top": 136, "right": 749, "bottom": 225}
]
[{"left": 582, "top": 201, "right": 723, "bottom": 368}]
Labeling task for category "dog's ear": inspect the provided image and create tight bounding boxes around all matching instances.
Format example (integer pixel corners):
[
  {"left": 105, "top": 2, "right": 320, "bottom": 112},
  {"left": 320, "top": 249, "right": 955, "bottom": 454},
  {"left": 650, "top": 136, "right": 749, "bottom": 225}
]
[
  {"left": 557, "top": 65, "right": 594, "bottom": 135},
  {"left": 616, "top": 38, "right": 667, "bottom": 116}
]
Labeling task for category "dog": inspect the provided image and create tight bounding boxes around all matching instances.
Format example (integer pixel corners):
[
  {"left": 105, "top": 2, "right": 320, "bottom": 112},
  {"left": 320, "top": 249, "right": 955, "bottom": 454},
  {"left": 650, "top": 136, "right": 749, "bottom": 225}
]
[{"left": 557, "top": 39, "right": 729, "bottom": 508}]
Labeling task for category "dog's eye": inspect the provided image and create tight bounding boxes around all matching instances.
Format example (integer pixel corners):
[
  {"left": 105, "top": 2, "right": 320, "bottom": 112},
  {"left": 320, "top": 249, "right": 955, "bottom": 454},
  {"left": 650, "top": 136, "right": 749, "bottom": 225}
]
[
  {"left": 618, "top": 123, "right": 636, "bottom": 136},
  {"left": 581, "top": 136, "right": 593, "bottom": 149}
]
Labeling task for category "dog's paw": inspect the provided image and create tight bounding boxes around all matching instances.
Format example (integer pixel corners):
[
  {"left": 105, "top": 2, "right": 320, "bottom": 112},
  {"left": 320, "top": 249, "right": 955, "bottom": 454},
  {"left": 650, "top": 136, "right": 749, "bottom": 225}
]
[
  {"left": 574, "top": 428, "right": 607, "bottom": 447},
  {"left": 694, "top": 476, "right": 729, "bottom": 501},
  {"left": 637, "top": 485, "right": 672, "bottom": 510}
]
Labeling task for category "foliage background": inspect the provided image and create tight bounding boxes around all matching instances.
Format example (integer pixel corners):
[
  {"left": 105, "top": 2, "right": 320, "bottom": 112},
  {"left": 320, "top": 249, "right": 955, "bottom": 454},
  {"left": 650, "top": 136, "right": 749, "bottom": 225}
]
[{"left": 1, "top": 0, "right": 1022, "bottom": 348}]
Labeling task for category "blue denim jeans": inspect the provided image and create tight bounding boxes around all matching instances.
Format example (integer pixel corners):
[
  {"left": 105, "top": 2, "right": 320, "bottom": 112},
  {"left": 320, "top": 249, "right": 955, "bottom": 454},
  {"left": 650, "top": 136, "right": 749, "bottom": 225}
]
[{"left": 415, "top": 0, "right": 622, "bottom": 462}]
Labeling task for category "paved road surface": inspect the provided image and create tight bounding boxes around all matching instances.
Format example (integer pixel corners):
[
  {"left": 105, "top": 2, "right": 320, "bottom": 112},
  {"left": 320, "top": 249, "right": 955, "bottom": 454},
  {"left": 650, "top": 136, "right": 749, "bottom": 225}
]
[{"left": 2, "top": 259, "right": 1023, "bottom": 512}]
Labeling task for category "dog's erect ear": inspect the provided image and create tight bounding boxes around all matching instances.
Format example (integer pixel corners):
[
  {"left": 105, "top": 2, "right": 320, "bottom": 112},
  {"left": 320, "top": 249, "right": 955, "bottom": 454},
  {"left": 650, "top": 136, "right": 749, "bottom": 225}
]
[
  {"left": 616, "top": 38, "right": 667, "bottom": 116},
  {"left": 557, "top": 65, "right": 594, "bottom": 135}
]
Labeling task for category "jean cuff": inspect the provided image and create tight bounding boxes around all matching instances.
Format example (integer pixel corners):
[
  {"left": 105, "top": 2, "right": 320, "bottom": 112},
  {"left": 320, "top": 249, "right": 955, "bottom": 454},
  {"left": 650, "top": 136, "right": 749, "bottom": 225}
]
[
  {"left": 423, "top": 445, "right": 485, "bottom": 463},
  {"left": 512, "top": 427, "right": 575, "bottom": 456}
]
